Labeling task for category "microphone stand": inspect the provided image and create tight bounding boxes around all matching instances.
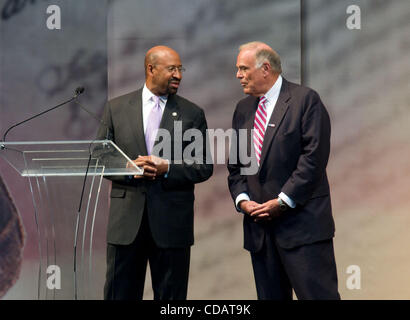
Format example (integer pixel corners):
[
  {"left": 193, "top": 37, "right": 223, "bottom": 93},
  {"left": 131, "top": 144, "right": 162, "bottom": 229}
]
[
  {"left": 72, "top": 98, "right": 112, "bottom": 300},
  {"left": 73, "top": 152, "right": 92, "bottom": 300},
  {"left": 1, "top": 87, "right": 84, "bottom": 145}
]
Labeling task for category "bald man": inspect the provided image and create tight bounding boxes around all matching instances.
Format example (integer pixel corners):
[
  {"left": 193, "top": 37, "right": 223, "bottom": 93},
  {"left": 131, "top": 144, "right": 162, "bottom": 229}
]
[
  {"left": 97, "top": 46, "right": 213, "bottom": 300},
  {"left": 228, "top": 42, "right": 340, "bottom": 299}
]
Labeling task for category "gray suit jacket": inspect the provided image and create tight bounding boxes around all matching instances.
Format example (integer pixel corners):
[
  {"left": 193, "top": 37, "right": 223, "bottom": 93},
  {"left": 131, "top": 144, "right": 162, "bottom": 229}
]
[
  {"left": 97, "top": 88, "right": 213, "bottom": 247},
  {"left": 228, "top": 78, "right": 335, "bottom": 251}
]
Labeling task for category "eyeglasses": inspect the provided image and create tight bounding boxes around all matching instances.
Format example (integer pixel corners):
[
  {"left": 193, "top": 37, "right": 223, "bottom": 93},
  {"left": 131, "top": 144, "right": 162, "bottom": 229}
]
[{"left": 165, "top": 66, "right": 186, "bottom": 73}]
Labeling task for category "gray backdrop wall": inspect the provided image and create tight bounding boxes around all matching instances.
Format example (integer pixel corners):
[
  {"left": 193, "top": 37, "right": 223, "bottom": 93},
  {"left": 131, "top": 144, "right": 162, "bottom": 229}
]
[{"left": 1, "top": 0, "right": 409, "bottom": 299}]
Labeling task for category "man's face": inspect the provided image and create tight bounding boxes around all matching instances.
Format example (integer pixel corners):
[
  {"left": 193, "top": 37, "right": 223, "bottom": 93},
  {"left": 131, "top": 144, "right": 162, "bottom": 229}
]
[
  {"left": 150, "top": 51, "right": 183, "bottom": 96},
  {"left": 236, "top": 50, "right": 265, "bottom": 96}
]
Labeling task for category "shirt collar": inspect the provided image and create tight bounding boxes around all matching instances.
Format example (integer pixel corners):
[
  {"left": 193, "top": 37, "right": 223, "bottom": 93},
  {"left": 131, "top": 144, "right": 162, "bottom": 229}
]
[
  {"left": 263, "top": 74, "right": 282, "bottom": 103},
  {"left": 142, "top": 84, "right": 168, "bottom": 105}
]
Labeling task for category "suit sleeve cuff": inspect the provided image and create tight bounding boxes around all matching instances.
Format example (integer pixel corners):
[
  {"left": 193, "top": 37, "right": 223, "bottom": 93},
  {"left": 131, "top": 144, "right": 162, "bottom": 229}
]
[
  {"left": 279, "top": 192, "right": 296, "bottom": 208},
  {"left": 235, "top": 193, "right": 250, "bottom": 213}
]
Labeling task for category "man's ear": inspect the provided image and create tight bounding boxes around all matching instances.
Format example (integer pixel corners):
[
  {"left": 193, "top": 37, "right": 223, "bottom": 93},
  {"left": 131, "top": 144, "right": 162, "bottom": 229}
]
[
  {"left": 147, "top": 64, "right": 155, "bottom": 76},
  {"left": 262, "top": 62, "right": 271, "bottom": 73}
]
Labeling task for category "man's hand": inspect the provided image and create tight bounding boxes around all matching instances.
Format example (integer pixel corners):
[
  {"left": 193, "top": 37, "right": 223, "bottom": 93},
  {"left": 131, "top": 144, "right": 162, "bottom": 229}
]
[
  {"left": 134, "top": 155, "right": 169, "bottom": 179},
  {"left": 250, "top": 199, "right": 282, "bottom": 222},
  {"left": 239, "top": 200, "right": 260, "bottom": 215},
  {"left": 127, "top": 158, "right": 156, "bottom": 179}
]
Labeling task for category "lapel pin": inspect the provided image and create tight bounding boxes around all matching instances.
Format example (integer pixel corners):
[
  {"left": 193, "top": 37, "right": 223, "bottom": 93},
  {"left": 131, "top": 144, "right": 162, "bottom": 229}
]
[
  {"left": 268, "top": 123, "right": 275, "bottom": 127},
  {"left": 172, "top": 112, "right": 177, "bottom": 117}
]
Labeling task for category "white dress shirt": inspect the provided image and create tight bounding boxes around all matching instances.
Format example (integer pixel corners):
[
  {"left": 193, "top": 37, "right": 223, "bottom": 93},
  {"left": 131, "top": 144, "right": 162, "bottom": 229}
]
[
  {"left": 235, "top": 75, "right": 296, "bottom": 211},
  {"left": 142, "top": 84, "right": 167, "bottom": 132}
]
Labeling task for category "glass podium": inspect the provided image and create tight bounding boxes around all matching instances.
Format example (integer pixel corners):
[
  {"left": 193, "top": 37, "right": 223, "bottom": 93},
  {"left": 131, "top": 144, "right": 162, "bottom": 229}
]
[{"left": 0, "top": 140, "right": 143, "bottom": 299}]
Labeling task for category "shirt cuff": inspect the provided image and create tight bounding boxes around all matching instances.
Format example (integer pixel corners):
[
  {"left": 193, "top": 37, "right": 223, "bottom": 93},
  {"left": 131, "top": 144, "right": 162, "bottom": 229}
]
[
  {"left": 235, "top": 193, "right": 250, "bottom": 213},
  {"left": 278, "top": 192, "right": 296, "bottom": 208},
  {"left": 164, "top": 159, "right": 170, "bottom": 178}
]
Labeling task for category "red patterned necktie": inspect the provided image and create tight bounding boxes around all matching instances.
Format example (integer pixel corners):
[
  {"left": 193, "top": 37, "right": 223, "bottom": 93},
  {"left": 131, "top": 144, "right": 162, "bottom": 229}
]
[{"left": 253, "top": 96, "right": 267, "bottom": 165}]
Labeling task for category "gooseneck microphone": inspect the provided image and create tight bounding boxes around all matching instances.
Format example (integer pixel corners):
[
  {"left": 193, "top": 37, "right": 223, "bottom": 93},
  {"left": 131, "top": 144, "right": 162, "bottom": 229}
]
[
  {"left": 74, "top": 87, "right": 84, "bottom": 96},
  {"left": 1, "top": 87, "right": 85, "bottom": 143}
]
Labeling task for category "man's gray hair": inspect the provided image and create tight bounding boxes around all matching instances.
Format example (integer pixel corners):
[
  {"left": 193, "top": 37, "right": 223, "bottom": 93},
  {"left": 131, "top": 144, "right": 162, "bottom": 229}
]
[{"left": 239, "top": 42, "right": 282, "bottom": 74}]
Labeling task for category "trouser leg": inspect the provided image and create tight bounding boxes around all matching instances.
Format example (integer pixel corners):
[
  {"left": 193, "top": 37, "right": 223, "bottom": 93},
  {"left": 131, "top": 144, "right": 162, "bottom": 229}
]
[{"left": 277, "top": 239, "right": 340, "bottom": 300}]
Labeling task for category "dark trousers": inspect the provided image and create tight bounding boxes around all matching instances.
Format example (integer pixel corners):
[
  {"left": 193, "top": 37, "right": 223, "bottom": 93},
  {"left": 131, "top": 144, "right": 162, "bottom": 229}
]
[
  {"left": 250, "top": 232, "right": 340, "bottom": 300},
  {"left": 104, "top": 209, "right": 190, "bottom": 300}
]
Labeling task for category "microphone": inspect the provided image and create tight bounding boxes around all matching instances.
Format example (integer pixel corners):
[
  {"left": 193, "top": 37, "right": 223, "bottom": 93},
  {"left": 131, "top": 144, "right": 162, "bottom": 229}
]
[
  {"left": 75, "top": 87, "right": 84, "bottom": 96},
  {"left": 1, "top": 87, "right": 85, "bottom": 144}
]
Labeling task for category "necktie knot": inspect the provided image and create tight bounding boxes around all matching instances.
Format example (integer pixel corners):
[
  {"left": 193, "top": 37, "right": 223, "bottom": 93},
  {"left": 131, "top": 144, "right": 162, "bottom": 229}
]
[{"left": 152, "top": 95, "right": 160, "bottom": 107}]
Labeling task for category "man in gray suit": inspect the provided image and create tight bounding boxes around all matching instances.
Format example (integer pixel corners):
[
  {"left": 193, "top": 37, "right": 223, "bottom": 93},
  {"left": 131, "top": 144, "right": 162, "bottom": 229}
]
[
  {"left": 228, "top": 42, "right": 340, "bottom": 299},
  {"left": 98, "top": 46, "right": 213, "bottom": 300}
]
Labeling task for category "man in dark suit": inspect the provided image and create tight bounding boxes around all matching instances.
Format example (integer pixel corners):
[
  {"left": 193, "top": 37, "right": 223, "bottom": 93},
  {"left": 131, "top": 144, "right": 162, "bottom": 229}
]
[
  {"left": 97, "top": 46, "right": 213, "bottom": 300},
  {"left": 227, "top": 42, "right": 340, "bottom": 300}
]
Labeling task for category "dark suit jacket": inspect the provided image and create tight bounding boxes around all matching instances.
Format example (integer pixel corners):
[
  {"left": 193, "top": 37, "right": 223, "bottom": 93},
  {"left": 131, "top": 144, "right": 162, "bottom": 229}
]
[
  {"left": 97, "top": 88, "right": 213, "bottom": 248},
  {"left": 227, "top": 78, "right": 335, "bottom": 251}
]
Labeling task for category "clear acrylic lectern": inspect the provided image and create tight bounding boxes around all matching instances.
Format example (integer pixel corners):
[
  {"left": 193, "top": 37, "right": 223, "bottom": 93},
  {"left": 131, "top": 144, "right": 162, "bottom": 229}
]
[{"left": 0, "top": 140, "right": 143, "bottom": 300}]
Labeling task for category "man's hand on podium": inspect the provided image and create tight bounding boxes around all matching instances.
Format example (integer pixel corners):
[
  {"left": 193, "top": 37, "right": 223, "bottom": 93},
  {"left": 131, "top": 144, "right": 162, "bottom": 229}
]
[{"left": 131, "top": 155, "right": 169, "bottom": 179}]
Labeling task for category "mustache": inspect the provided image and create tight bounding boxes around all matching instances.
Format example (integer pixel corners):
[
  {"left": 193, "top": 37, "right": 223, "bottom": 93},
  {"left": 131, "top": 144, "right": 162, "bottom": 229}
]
[{"left": 169, "top": 78, "right": 180, "bottom": 83}]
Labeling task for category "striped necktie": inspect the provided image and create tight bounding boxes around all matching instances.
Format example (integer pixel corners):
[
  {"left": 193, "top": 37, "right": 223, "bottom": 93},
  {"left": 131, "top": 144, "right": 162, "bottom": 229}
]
[{"left": 253, "top": 96, "right": 267, "bottom": 165}]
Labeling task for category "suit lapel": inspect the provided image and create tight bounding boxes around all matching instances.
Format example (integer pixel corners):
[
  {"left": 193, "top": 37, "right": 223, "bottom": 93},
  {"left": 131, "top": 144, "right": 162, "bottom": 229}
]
[
  {"left": 158, "top": 94, "right": 181, "bottom": 134},
  {"left": 126, "top": 88, "right": 148, "bottom": 155},
  {"left": 245, "top": 97, "right": 259, "bottom": 160},
  {"left": 151, "top": 93, "right": 181, "bottom": 156},
  {"left": 259, "top": 79, "right": 291, "bottom": 168}
]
